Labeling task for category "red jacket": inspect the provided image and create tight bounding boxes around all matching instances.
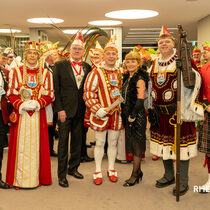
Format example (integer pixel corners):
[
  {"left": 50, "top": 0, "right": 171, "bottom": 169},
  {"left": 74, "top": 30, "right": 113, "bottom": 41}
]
[{"left": 200, "top": 63, "right": 210, "bottom": 102}]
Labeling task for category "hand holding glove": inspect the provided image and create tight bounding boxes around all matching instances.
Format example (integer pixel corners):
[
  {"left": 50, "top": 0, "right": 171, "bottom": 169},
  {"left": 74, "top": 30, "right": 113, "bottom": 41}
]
[{"left": 96, "top": 108, "right": 107, "bottom": 118}]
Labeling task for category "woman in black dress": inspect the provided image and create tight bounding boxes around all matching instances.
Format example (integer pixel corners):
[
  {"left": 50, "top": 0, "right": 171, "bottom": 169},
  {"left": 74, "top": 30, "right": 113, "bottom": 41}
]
[{"left": 121, "top": 52, "right": 149, "bottom": 187}]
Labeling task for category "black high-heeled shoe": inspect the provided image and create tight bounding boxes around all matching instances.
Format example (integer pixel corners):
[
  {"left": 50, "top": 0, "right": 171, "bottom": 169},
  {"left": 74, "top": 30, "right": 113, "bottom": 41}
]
[{"left": 123, "top": 171, "right": 143, "bottom": 187}]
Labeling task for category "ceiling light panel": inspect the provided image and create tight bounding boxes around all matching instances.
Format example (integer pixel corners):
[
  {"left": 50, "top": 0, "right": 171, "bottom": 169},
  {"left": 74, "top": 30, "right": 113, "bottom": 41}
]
[
  {"left": 27, "top": 18, "right": 64, "bottom": 24},
  {"left": 129, "top": 28, "right": 177, "bottom": 30},
  {"left": 128, "top": 32, "right": 161, "bottom": 35},
  {"left": 124, "top": 37, "right": 157, "bottom": 40},
  {"left": 105, "top": 10, "right": 159, "bottom": 19},
  {"left": 126, "top": 35, "right": 159, "bottom": 38},
  {"left": 0, "top": 29, "right": 21, "bottom": 33},
  {"left": 88, "top": 20, "right": 122, "bottom": 26},
  {"left": 63, "top": 29, "right": 89, "bottom": 34}
]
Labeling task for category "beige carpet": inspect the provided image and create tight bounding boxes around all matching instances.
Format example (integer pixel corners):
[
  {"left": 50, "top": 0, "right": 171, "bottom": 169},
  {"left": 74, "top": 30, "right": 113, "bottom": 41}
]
[{"left": 0, "top": 128, "right": 209, "bottom": 210}]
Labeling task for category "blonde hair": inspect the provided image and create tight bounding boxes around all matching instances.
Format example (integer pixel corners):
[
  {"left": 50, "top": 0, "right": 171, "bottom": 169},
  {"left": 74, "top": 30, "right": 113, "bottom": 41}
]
[{"left": 125, "top": 51, "right": 142, "bottom": 67}]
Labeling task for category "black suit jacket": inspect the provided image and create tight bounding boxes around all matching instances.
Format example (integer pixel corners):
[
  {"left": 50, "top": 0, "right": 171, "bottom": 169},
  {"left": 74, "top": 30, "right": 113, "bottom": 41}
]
[
  {"left": 0, "top": 66, "right": 9, "bottom": 124},
  {"left": 44, "top": 62, "right": 54, "bottom": 73},
  {"left": 0, "top": 66, "right": 9, "bottom": 147},
  {"left": 53, "top": 59, "right": 91, "bottom": 118}
]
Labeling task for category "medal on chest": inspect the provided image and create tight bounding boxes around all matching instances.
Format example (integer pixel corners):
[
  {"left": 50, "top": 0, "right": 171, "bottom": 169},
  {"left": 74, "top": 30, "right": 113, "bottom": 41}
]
[
  {"left": 109, "top": 73, "right": 118, "bottom": 86},
  {"left": 111, "top": 88, "right": 120, "bottom": 98},
  {"left": 69, "top": 59, "right": 83, "bottom": 84},
  {"left": 27, "top": 75, "right": 37, "bottom": 88},
  {"left": 19, "top": 87, "right": 32, "bottom": 101},
  {"left": 157, "top": 72, "right": 166, "bottom": 85},
  {"left": 76, "top": 75, "right": 83, "bottom": 83}
]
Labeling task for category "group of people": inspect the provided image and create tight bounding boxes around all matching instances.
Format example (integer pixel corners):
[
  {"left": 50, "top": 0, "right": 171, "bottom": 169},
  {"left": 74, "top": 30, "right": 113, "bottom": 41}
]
[{"left": 0, "top": 25, "right": 210, "bottom": 197}]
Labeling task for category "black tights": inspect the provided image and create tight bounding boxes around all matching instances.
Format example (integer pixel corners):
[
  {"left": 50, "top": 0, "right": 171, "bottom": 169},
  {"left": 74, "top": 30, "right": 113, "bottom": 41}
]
[{"left": 127, "top": 155, "right": 142, "bottom": 184}]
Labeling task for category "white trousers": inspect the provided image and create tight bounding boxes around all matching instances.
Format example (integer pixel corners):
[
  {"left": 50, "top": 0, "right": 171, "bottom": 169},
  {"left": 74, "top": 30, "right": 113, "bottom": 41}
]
[
  {"left": 116, "top": 129, "right": 126, "bottom": 161},
  {"left": 94, "top": 130, "right": 120, "bottom": 172}
]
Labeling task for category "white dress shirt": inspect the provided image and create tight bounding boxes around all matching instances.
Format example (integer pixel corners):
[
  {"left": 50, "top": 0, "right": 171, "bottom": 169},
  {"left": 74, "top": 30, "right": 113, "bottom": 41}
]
[{"left": 70, "top": 57, "right": 84, "bottom": 88}]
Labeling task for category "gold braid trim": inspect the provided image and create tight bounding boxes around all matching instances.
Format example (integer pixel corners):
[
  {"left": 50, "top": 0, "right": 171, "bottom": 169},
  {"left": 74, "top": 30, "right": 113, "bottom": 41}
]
[
  {"left": 38, "top": 58, "right": 42, "bottom": 85},
  {"left": 13, "top": 99, "right": 22, "bottom": 108},
  {"left": 23, "top": 53, "right": 27, "bottom": 85},
  {"left": 38, "top": 98, "right": 47, "bottom": 108}
]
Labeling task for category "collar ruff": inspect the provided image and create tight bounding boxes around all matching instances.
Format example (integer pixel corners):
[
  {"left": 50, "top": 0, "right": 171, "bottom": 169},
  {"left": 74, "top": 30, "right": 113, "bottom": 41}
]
[{"left": 158, "top": 49, "right": 177, "bottom": 66}]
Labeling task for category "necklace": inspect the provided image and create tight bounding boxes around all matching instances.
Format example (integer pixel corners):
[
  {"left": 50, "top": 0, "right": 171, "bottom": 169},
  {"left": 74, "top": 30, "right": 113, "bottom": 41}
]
[
  {"left": 158, "top": 54, "right": 177, "bottom": 66},
  {"left": 0, "top": 67, "right": 7, "bottom": 83},
  {"left": 69, "top": 59, "right": 83, "bottom": 83}
]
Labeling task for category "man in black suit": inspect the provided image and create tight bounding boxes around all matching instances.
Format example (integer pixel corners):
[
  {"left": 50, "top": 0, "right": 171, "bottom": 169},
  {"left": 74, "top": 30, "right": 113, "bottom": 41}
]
[{"left": 53, "top": 32, "right": 91, "bottom": 187}]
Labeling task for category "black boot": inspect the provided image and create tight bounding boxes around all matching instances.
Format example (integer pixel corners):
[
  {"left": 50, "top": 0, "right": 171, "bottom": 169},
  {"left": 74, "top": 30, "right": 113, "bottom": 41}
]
[
  {"left": 156, "top": 159, "right": 175, "bottom": 188},
  {"left": 0, "top": 180, "right": 10, "bottom": 189},
  {"left": 173, "top": 160, "right": 189, "bottom": 196}
]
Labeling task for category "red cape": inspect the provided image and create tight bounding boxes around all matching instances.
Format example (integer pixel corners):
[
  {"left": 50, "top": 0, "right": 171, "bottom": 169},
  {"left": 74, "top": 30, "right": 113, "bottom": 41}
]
[{"left": 6, "top": 107, "right": 52, "bottom": 186}]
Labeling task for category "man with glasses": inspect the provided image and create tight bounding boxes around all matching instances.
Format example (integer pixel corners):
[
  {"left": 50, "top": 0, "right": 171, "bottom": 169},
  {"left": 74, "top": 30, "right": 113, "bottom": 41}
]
[{"left": 53, "top": 32, "right": 91, "bottom": 187}]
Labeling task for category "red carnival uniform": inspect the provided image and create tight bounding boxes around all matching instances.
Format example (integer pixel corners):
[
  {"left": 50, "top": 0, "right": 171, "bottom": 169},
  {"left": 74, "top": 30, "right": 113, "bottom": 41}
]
[
  {"left": 84, "top": 65, "right": 123, "bottom": 131},
  {"left": 6, "top": 65, "right": 54, "bottom": 188}
]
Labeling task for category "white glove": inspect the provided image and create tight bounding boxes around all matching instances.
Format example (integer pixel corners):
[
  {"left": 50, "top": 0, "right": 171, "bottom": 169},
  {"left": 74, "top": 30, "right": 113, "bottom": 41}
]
[
  {"left": 96, "top": 108, "right": 107, "bottom": 118},
  {"left": 19, "top": 100, "right": 37, "bottom": 114},
  {"left": 29, "top": 100, "right": 40, "bottom": 112}
]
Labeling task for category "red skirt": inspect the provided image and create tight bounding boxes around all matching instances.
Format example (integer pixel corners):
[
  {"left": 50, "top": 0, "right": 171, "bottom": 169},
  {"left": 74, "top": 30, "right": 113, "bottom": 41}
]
[{"left": 150, "top": 113, "right": 196, "bottom": 147}]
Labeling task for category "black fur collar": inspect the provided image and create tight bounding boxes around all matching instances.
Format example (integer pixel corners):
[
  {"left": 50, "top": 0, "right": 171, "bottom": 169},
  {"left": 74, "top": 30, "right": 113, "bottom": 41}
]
[{"left": 123, "top": 68, "right": 149, "bottom": 87}]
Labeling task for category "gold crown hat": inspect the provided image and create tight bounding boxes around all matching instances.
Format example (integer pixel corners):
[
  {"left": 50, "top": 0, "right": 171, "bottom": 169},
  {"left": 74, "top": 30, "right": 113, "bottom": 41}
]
[
  {"left": 202, "top": 41, "right": 210, "bottom": 51},
  {"left": 23, "top": 41, "right": 42, "bottom": 86},
  {"left": 193, "top": 46, "right": 201, "bottom": 54},
  {"left": 94, "top": 41, "right": 104, "bottom": 53},
  {"left": 158, "top": 25, "right": 175, "bottom": 41},
  {"left": 40, "top": 41, "right": 59, "bottom": 58},
  {"left": 104, "top": 35, "right": 118, "bottom": 52},
  {"left": 71, "top": 31, "right": 84, "bottom": 47},
  {"left": 25, "top": 41, "right": 40, "bottom": 52}
]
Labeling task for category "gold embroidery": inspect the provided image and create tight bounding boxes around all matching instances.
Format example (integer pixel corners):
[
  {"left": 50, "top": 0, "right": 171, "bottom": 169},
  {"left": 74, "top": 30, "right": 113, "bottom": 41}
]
[
  {"left": 162, "top": 89, "right": 174, "bottom": 102},
  {"left": 13, "top": 115, "right": 22, "bottom": 186}
]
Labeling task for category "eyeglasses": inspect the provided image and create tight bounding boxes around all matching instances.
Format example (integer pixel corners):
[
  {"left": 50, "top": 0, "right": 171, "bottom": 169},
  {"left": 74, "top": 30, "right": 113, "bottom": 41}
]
[{"left": 71, "top": 47, "right": 83, "bottom": 51}]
